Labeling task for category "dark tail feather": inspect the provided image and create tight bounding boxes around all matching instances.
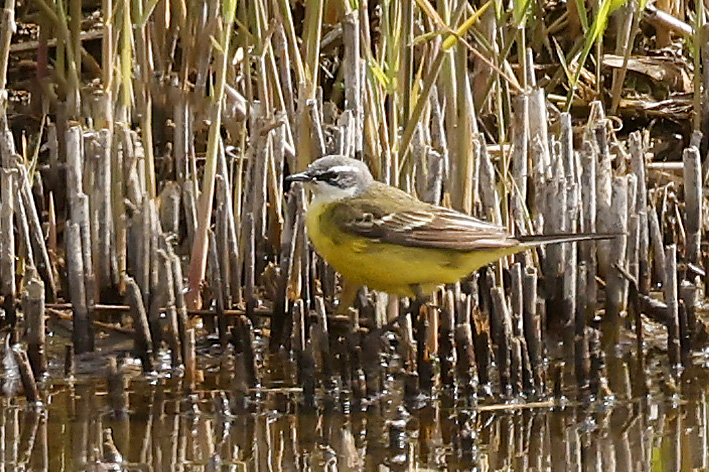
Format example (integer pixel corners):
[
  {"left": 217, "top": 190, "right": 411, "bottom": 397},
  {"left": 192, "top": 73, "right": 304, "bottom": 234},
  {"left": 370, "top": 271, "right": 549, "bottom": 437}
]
[{"left": 516, "top": 232, "right": 622, "bottom": 246}]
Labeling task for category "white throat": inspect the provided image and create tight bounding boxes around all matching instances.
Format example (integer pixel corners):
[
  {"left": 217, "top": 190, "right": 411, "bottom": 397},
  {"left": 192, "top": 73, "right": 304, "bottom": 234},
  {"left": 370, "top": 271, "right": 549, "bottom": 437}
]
[{"left": 309, "top": 181, "right": 360, "bottom": 207}]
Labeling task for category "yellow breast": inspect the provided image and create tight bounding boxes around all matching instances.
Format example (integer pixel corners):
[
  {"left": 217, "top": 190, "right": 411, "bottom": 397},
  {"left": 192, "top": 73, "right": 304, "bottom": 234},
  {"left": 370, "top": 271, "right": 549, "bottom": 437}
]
[{"left": 305, "top": 202, "right": 517, "bottom": 297}]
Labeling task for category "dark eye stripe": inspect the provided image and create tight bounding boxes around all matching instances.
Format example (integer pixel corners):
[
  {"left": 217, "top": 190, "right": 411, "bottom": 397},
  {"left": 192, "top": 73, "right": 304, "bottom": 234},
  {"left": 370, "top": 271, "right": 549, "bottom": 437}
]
[{"left": 316, "top": 171, "right": 338, "bottom": 183}]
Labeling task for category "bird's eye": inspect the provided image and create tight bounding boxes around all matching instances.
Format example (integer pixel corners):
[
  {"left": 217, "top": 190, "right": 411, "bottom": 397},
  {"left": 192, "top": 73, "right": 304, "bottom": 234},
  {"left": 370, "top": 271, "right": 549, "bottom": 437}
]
[{"left": 316, "top": 171, "right": 338, "bottom": 183}]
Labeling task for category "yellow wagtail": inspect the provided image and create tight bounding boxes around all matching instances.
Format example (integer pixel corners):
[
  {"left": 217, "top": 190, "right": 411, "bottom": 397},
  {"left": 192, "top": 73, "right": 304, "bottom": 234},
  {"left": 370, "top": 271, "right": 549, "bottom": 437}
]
[{"left": 287, "top": 155, "right": 615, "bottom": 300}]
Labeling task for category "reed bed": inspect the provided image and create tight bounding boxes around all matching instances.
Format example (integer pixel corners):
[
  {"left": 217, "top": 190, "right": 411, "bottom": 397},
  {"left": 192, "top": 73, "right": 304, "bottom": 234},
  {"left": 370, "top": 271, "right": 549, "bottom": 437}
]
[{"left": 0, "top": 0, "right": 707, "bottom": 446}]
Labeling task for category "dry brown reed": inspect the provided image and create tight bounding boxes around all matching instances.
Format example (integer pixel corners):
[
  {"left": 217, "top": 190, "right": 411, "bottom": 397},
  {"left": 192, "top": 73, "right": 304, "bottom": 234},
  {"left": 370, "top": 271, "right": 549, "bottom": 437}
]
[{"left": 0, "top": 0, "right": 706, "bottom": 413}]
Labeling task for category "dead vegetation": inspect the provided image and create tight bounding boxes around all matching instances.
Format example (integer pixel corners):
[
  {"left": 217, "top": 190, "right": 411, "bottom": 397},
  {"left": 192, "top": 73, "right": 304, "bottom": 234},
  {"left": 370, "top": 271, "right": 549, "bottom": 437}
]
[{"left": 0, "top": 0, "right": 707, "bottom": 415}]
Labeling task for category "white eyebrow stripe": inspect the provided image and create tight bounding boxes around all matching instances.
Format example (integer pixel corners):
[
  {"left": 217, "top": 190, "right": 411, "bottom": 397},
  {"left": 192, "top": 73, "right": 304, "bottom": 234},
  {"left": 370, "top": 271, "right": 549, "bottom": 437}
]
[{"left": 326, "top": 165, "right": 361, "bottom": 174}]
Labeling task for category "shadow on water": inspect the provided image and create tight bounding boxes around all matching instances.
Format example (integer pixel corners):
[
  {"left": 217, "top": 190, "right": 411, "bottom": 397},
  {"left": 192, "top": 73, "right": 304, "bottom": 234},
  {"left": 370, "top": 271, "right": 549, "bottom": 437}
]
[{"left": 2, "top": 354, "right": 709, "bottom": 471}]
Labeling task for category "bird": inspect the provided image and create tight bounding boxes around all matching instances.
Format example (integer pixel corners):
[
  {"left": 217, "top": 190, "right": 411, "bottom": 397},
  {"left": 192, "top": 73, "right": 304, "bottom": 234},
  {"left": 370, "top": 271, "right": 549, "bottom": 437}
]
[{"left": 287, "top": 155, "right": 616, "bottom": 301}]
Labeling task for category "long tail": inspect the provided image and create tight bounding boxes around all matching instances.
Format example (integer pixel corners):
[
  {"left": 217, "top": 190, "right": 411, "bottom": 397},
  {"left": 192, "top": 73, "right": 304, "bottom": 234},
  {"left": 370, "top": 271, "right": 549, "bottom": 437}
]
[{"left": 516, "top": 232, "right": 622, "bottom": 246}]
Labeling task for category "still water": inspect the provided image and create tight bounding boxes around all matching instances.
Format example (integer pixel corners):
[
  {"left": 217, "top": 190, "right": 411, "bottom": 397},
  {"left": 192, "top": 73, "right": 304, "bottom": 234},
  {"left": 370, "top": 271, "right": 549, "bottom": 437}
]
[{"left": 1, "top": 354, "right": 708, "bottom": 472}]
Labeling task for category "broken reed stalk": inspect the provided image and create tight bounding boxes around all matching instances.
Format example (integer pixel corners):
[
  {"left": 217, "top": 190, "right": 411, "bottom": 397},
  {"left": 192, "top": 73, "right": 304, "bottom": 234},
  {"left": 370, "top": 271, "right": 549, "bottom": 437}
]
[
  {"left": 65, "top": 124, "right": 83, "bottom": 221},
  {"left": 575, "top": 263, "right": 589, "bottom": 391},
  {"left": 627, "top": 275, "right": 649, "bottom": 396},
  {"left": 170, "top": 251, "right": 190, "bottom": 367},
  {"left": 665, "top": 245, "right": 681, "bottom": 372},
  {"left": 215, "top": 198, "right": 234, "bottom": 341},
  {"left": 271, "top": 183, "right": 300, "bottom": 351},
  {"left": 629, "top": 132, "right": 650, "bottom": 293},
  {"left": 111, "top": 126, "right": 126, "bottom": 286},
  {"left": 206, "top": 229, "right": 224, "bottom": 338},
  {"left": 95, "top": 128, "right": 114, "bottom": 292},
  {"left": 343, "top": 10, "right": 363, "bottom": 157},
  {"left": 478, "top": 138, "right": 502, "bottom": 225},
  {"left": 490, "top": 286, "right": 512, "bottom": 396},
  {"left": 627, "top": 177, "right": 640, "bottom": 284},
  {"left": 66, "top": 222, "right": 93, "bottom": 354},
  {"left": 145, "top": 200, "right": 160, "bottom": 342},
  {"left": 0, "top": 167, "right": 16, "bottom": 325},
  {"left": 124, "top": 275, "right": 153, "bottom": 372},
  {"left": 216, "top": 144, "right": 240, "bottom": 307},
  {"left": 603, "top": 177, "right": 631, "bottom": 396},
  {"left": 561, "top": 113, "right": 580, "bottom": 392},
  {"left": 529, "top": 98, "right": 550, "bottom": 229},
  {"left": 510, "top": 94, "right": 529, "bottom": 232},
  {"left": 300, "top": 336, "right": 317, "bottom": 408},
  {"left": 543, "top": 142, "right": 567, "bottom": 330},
  {"left": 602, "top": 177, "right": 628, "bottom": 351},
  {"left": 159, "top": 182, "right": 180, "bottom": 236},
  {"left": 683, "top": 146, "right": 702, "bottom": 264},
  {"left": 22, "top": 269, "right": 46, "bottom": 378},
  {"left": 306, "top": 99, "right": 327, "bottom": 157},
  {"left": 455, "top": 295, "right": 478, "bottom": 396},
  {"left": 158, "top": 249, "right": 181, "bottom": 367},
  {"left": 246, "top": 116, "right": 270, "bottom": 279},
  {"left": 594, "top": 121, "right": 613, "bottom": 277},
  {"left": 440, "top": 289, "right": 456, "bottom": 389},
  {"left": 510, "top": 263, "right": 532, "bottom": 393},
  {"left": 13, "top": 173, "right": 34, "bottom": 269},
  {"left": 523, "top": 267, "right": 543, "bottom": 391},
  {"left": 679, "top": 281, "right": 697, "bottom": 363},
  {"left": 244, "top": 213, "right": 256, "bottom": 319},
  {"left": 180, "top": 175, "right": 198, "bottom": 254},
  {"left": 18, "top": 165, "right": 57, "bottom": 300},
  {"left": 649, "top": 204, "right": 666, "bottom": 283},
  {"left": 76, "top": 194, "right": 97, "bottom": 321},
  {"left": 579, "top": 138, "right": 598, "bottom": 303}
]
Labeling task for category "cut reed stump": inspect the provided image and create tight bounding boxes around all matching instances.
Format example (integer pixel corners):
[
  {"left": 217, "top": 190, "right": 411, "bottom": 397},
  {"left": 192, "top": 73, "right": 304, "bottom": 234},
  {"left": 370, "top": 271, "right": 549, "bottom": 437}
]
[
  {"left": 665, "top": 245, "right": 681, "bottom": 373},
  {"left": 22, "top": 268, "right": 46, "bottom": 378},
  {"left": 439, "top": 289, "right": 456, "bottom": 389},
  {"left": 457, "top": 294, "right": 480, "bottom": 398},
  {"left": 0, "top": 168, "right": 16, "bottom": 328},
  {"left": 683, "top": 146, "right": 702, "bottom": 264},
  {"left": 170, "top": 251, "right": 190, "bottom": 368},
  {"left": 66, "top": 222, "right": 94, "bottom": 354},
  {"left": 123, "top": 275, "right": 153, "bottom": 372},
  {"left": 157, "top": 249, "right": 182, "bottom": 367}
]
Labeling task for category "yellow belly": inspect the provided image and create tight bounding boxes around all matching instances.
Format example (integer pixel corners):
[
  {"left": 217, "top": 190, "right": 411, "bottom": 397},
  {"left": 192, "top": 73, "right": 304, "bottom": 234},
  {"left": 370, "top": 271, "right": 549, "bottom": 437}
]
[{"left": 306, "top": 203, "right": 519, "bottom": 297}]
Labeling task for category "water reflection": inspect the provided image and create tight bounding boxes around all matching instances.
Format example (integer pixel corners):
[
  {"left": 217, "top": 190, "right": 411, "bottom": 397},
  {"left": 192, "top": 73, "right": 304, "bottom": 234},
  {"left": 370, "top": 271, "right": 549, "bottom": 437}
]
[{"left": 0, "top": 371, "right": 705, "bottom": 471}]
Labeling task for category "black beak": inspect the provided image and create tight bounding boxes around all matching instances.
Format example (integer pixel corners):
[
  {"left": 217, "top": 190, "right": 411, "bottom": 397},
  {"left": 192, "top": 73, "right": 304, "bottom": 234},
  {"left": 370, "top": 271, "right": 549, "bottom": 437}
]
[{"left": 286, "top": 172, "right": 313, "bottom": 183}]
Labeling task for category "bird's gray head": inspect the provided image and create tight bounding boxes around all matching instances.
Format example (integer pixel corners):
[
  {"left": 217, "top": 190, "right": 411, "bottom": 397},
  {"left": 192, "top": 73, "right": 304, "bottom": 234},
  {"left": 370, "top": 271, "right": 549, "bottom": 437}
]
[{"left": 286, "top": 155, "right": 374, "bottom": 204}]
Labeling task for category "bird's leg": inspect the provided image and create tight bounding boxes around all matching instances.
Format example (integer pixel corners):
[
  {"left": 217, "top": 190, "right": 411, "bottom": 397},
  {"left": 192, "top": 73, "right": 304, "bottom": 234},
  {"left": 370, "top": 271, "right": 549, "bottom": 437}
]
[
  {"left": 411, "top": 284, "right": 429, "bottom": 306},
  {"left": 407, "top": 285, "right": 427, "bottom": 321},
  {"left": 336, "top": 279, "right": 361, "bottom": 315},
  {"left": 381, "top": 285, "right": 428, "bottom": 332}
]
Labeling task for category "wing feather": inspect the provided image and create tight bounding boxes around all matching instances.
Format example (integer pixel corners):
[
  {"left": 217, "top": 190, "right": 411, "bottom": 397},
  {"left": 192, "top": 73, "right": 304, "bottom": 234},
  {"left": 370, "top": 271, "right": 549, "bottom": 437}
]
[{"left": 328, "top": 199, "right": 518, "bottom": 251}]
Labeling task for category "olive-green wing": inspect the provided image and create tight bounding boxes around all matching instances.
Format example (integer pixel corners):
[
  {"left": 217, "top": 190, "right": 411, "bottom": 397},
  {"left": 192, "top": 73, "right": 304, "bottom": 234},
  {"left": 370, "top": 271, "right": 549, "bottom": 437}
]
[{"left": 327, "top": 200, "right": 518, "bottom": 252}]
